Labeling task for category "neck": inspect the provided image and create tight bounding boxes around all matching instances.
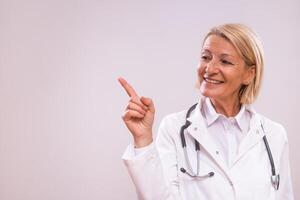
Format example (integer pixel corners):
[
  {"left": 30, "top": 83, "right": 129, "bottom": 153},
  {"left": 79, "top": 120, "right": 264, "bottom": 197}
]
[{"left": 209, "top": 97, "right": 241, "bottom": 117}]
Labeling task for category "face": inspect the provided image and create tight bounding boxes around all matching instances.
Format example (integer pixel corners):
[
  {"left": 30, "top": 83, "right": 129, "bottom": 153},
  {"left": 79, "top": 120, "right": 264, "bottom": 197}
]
[{"left": 198, "top": 35, "right": 255, "bottom": 103}]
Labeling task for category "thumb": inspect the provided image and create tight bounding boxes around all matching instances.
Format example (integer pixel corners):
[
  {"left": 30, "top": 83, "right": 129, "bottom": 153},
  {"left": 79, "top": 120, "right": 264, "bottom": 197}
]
[{"left": 140, "top": 96, "right": 155, "bottom": 113}]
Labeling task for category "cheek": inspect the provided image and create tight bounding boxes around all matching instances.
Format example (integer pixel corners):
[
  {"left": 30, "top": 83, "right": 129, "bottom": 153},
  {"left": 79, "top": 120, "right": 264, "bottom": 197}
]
[
  {"left": 197, "top": 64, "right": 205, "bottom": 80},
  {"left": 226, "top": 75, "right": 244, "bottom": 91}
]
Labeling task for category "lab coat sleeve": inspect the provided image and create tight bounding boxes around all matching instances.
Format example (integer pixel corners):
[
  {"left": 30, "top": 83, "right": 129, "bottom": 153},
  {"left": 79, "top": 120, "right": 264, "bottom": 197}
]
[
  {"left": 122, "top": 116, "right": 180, "bottom": 200},
  {"left": 275, "top": 126, "right": 294, "bottom": 200}
]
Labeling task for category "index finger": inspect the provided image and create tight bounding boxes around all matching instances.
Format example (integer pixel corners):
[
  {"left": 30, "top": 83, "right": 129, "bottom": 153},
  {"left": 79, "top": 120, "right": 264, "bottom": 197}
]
[{"left": 118, "top": 77, "right": 139, "bottom": 99}]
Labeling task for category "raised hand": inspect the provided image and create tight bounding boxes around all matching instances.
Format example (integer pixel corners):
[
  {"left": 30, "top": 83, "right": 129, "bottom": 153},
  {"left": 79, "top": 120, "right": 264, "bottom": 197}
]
[{"left": 118, "top": 77, "right": 155, "bottom": 148}]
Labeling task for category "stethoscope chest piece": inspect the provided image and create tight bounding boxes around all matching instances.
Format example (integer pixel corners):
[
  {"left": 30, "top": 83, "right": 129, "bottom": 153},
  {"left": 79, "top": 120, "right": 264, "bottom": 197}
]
[{"left": 271, "top": 174, "right": 280, "bottom": 190}]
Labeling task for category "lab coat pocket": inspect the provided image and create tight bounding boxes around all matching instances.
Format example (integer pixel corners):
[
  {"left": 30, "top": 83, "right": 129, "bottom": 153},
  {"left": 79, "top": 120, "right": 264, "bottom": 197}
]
[
  {"left": 179, "top": 161, "right": 225, "bottom": 184},
  {"left": 177, "top": 163, "right": 233, "bottom": 200}
]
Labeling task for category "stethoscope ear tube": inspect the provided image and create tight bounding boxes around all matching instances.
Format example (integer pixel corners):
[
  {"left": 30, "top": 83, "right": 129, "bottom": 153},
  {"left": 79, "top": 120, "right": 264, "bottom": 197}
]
[
  {"left": 180, "top": 103, "right": 214, "bottom": 180},
  {"left": 261, "top": 123, "right": 280, "bottom": 190},
  {"left": 180, "top": 167, "right": 214, "bottom": 179},
  {"left": 180, "top": 103, "right": 197, "bottom": 148},
  {"left": 180, "top": 125, "right": 188, "bottom": 148}
]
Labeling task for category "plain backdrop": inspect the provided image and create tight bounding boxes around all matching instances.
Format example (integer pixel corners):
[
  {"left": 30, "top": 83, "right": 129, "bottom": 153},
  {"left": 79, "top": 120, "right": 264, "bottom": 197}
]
[{"left": 0, "top": 0, "right": 299, "bottom": 199}]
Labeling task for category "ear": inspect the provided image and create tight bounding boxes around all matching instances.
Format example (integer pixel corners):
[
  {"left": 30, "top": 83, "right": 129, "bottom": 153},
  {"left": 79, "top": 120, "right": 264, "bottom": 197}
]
[{"left": 243, "top": 65, "right": 256, "bottom": 85}]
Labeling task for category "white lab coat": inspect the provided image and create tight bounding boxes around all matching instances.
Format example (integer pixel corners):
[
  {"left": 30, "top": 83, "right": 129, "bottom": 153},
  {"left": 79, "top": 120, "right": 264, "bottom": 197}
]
[{"left": 122, "top": 98, "right": 294, "bottom": 200}]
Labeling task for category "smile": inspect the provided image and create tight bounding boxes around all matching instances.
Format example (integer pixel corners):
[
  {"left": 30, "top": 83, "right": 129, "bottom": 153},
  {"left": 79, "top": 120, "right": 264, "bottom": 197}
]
[{"left": 203, "top": 77, "right": 224, "bottom": 84}]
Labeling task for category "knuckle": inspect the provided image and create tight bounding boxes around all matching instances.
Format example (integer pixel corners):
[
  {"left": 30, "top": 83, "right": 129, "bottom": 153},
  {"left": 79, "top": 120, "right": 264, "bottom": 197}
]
[
  {"left": 121, "top": 113, "right": 126, "bottom": 120},
  {"left": 122, "top": 110, "right": 130, "bottom": 118},
  {"left": 131, "top": 98, "right": 140, "bottom": 105},
  {"left": 129, "top": 97, "right": 135, "bottom": 103}
]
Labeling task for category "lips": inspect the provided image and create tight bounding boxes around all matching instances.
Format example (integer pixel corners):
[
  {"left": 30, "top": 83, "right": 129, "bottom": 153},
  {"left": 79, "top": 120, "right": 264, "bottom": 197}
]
[{"left": 203, "top": 77, "right": 224, "bottom": 84}]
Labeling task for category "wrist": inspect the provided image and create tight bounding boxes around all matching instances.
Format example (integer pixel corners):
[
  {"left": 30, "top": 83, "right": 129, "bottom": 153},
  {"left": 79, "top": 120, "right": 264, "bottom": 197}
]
[{"left": 134, "top": 135, "right": 153, "bottom": 148}]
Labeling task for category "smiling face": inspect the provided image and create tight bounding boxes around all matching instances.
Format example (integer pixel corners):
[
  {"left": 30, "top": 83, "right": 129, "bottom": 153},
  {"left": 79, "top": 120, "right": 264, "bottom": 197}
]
[{"left": 198, "top": 35, "right": 255, "bottom": 104}]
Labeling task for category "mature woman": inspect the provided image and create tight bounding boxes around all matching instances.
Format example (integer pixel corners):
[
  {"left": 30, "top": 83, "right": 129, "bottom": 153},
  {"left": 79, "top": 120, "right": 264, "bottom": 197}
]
[{"left": 118, "top": 24, "right": 294, "bottom": 200}]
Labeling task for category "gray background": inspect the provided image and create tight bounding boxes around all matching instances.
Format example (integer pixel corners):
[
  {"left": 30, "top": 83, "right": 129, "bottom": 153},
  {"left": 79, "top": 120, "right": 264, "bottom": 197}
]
[{"left": 0, "top": 0, "right": 299, "bottom": 199}]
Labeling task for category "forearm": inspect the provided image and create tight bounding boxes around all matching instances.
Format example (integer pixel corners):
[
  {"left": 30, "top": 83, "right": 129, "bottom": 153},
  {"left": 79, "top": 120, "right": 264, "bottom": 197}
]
[{"left": 122, "top": 143, "right": 179, "bottom": 200}]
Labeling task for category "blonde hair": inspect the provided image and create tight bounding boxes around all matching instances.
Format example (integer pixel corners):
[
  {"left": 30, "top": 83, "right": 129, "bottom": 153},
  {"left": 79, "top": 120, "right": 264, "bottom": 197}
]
[{"left": 202, "top": 23, "right": 264, "bottom": 104}]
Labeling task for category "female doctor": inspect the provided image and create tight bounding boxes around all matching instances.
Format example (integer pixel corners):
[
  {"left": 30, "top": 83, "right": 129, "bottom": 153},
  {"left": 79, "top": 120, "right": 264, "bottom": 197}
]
[{"left": 118, "top": 24, "right": 294, "bottom": 200}]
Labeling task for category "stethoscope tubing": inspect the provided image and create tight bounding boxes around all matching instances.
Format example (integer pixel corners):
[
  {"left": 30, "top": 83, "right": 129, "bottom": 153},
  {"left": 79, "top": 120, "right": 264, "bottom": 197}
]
[{"left": 180, "top": 103, "right": 280, "bottom": 190}]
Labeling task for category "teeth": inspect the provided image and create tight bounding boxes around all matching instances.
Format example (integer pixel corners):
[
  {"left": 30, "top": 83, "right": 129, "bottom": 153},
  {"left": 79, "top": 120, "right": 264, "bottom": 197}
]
[{"left": 205, "top": 78, "right": 223, "bottom": 84}]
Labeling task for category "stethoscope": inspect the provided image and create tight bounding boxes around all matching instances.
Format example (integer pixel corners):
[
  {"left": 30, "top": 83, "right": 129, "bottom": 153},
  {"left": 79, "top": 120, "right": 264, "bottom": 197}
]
[{"left": 179, "top": 103, "right": 280, "bottom": 190}]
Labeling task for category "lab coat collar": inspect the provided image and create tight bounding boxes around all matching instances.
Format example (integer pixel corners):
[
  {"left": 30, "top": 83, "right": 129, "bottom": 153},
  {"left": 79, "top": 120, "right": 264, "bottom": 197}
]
[
  {"left": 203, "top": 97, "right": 219, "bottom": 126},
  {"left": 187, "top": 97, "right": 258, "bottom": 130},
  {"left": 234, "top": 105, "right": 248, "bottom": 133},
  {"left": 204, "top": 97, "right": 249, "bottom": 133}
]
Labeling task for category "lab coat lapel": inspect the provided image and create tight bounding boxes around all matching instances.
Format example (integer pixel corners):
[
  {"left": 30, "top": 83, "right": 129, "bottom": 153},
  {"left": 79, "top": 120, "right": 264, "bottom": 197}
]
[
  {"left": 186, "top": 102, "right": 229, "bottom": 174},
  {"left": 233, "top": 113, "right": 265, "bottom": 165}
]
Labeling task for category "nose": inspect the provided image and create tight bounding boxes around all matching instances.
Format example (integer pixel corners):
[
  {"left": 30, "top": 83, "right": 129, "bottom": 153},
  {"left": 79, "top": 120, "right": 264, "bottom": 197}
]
[{"left": 205, "top": 60, "right": 218, "bottom": 74}]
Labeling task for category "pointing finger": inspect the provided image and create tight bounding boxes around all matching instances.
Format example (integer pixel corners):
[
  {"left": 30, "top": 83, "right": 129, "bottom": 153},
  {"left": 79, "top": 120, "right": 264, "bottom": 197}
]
[{"left": 118, "top": 77, "right": 139, "bottom": 99}]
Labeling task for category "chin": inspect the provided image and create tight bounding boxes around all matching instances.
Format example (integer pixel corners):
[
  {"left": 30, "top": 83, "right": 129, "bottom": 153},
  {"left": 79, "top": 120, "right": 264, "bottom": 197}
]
[
  {"left": 201, "top": 92, "right": 213, "bottom": 99},
  {"left": 200, "top": 89, "right": 221, "bottom": 101},
  {"left": 200, "top": 87, "right": 213, "bottom": 97}
]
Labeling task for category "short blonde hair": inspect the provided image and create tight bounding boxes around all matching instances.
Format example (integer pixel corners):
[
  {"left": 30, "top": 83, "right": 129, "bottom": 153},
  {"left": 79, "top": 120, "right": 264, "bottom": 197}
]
[{"left": 203, "top": 23, "right": 264, "bottom": 104}]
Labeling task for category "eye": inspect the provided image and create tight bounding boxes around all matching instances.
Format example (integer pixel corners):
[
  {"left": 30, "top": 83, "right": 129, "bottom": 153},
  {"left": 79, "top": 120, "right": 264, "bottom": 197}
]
[
  {"left": 201, "top": 55, "right": 210, "bottom": 61},
  {"left": 221, "top": 59, "right": 233, "bottom": 65}
]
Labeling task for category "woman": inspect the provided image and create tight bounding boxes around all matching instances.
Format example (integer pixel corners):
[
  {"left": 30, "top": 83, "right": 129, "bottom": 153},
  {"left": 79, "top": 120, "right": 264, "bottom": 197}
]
[{"left": 118, "top": 24, "right": 294, "bottom": 200}]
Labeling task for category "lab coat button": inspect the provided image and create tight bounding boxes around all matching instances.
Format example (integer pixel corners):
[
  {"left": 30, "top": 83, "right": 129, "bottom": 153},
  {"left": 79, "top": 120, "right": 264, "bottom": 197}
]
[
  {"left": 224, "top": 124, "right": 229, "bottom": 130},
  {"left": 149, "top": 156, "right": 154, "bottom": 160},
  {"left": 216, "top": 150, "right": 219, "bottom": 155},
  {"left": 193, "top": 127, "right": 198, "bottom": 131}
]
